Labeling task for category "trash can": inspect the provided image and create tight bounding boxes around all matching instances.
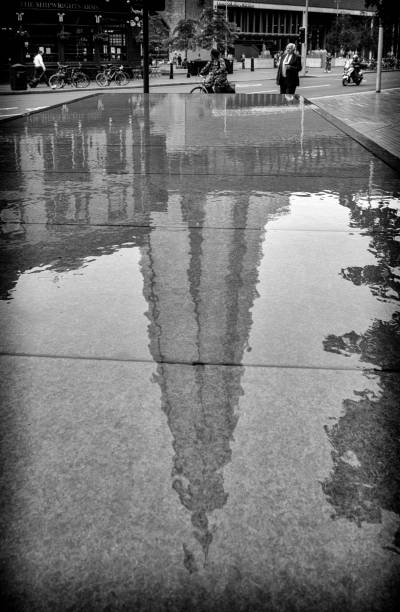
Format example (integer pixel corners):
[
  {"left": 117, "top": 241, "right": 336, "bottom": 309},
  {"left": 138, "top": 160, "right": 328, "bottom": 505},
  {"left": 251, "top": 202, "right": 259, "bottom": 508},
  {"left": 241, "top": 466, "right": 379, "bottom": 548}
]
[
  {"left": 10, "top": 64, "right": 27, "bottom": 90},
  {"left": 225, "top": 59, "right": 233, "bottom": 74},
  {"left": 187, "top": 60, "right": 208, "bottom": 76}
]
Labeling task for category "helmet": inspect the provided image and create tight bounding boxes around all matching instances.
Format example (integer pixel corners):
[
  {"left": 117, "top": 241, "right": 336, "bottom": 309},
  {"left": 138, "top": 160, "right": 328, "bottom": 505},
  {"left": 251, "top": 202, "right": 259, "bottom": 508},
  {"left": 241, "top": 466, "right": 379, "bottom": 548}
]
[{"left": 353, "top": 55, "right": 359, "bottom": 61}]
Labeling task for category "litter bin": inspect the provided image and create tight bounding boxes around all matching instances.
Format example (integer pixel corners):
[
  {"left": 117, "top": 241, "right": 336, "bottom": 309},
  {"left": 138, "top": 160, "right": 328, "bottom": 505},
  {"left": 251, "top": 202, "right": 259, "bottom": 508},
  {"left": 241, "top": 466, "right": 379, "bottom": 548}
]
[
  {"left": 10, "top": 64, "right": 27, "bottom": 90},
  {"left": 225, "top": 59, "right": 233, "bottom": 74},
  {"left": 187, "top": 60, "right": 208, "bottom": 76}
]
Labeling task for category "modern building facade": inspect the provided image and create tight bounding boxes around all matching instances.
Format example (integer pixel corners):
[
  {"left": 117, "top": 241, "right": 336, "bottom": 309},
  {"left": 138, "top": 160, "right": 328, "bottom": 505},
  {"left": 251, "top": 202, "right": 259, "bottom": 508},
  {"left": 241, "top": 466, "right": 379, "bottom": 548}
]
[{"left": 213, "top": 1, "right": 375, "bottom": 55}]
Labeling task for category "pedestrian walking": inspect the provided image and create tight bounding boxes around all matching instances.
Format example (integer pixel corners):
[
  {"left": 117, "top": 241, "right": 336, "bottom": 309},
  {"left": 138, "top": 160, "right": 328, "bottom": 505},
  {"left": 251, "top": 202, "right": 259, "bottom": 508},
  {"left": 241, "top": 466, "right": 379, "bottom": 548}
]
[
  {"left": 32, "top": 49, "right": 50, "bottom": 87},
  {"left": 276, "top": 43, "right": 302, "bottom": 96},
  {"left": 325, "top": 51, "right": 332, "bottom": 72}
]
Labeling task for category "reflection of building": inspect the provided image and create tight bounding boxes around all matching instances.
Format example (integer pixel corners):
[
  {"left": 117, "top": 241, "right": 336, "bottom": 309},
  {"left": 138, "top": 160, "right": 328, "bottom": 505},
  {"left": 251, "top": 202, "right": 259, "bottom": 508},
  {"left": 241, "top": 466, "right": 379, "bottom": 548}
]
[{"left": 140, "top": 175, "right": 286, "bottom": 568}]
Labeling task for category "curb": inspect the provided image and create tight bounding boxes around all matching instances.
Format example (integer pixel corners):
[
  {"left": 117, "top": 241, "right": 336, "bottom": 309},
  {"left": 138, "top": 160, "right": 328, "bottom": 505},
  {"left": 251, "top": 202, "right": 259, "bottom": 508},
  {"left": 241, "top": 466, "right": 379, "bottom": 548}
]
[{"left": 308, "top": 99, "right": 400, "bottom": 173}]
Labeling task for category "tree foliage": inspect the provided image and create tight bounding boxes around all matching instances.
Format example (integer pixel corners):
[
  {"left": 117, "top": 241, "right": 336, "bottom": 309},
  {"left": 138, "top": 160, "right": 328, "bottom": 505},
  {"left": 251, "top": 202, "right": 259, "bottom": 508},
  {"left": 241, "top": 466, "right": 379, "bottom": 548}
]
[
  {"left": 196, "top": 8, "right": 238, "bottom": 52},
  {"left": 167, "top": 9, "right": 238, "bottom": 56},
  {"left": 365, "top": 1, "right": 400, "bottom": 24},
  {"left": 325, "top": 15, "right": 368, "bottom": 54},
  {"left": 134, "top": 14, "right": 170, "bottom": 56},
  {"left": 169, "top": 18, "right": 199, "bottom": 56}
]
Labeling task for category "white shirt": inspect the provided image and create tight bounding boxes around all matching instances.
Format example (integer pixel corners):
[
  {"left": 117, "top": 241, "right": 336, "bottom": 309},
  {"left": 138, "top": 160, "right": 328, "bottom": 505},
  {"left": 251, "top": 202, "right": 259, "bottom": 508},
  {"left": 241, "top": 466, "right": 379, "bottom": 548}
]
[
  {"left": 282, "top": 53, "right": 293, "bottom": 77},
  {"left": 33, "top": 53, "right": 45, "bottom": 69}
]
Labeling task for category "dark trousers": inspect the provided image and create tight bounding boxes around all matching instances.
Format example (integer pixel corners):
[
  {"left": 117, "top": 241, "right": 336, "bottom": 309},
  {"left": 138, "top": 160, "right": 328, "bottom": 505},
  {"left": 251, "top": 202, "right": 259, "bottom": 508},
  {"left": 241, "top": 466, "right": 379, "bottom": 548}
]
[
  {"left": 33, "top": 66, "right": 49, "bottom": 85},
  {"left": 279, "top": 77, "right": 297, "bottom": 94}
]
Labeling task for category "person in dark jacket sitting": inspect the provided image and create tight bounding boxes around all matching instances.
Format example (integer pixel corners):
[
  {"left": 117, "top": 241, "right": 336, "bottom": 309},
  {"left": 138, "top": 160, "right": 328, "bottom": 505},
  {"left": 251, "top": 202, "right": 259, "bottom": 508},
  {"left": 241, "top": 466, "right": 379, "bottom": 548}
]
[{"left": 276, "top": 43, "right": 302, "bottom": 95}]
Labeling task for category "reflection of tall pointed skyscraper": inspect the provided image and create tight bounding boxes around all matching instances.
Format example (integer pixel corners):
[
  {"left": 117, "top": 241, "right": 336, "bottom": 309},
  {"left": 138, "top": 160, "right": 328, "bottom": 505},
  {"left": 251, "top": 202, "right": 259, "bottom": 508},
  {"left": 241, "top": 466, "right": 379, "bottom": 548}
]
[{"left": 140, "top": 171, "right": 283, "bottom": 568}]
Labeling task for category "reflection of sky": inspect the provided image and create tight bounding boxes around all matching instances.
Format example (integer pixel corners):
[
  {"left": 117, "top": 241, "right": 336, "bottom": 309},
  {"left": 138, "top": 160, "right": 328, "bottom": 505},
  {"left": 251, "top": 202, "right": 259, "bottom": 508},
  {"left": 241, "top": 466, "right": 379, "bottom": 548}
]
[
  {"left": 0, "top": 248, "right": 151, "bottom": 360},
  {"left": 267, "top": 191, "right": 351, "bottom": 231}
]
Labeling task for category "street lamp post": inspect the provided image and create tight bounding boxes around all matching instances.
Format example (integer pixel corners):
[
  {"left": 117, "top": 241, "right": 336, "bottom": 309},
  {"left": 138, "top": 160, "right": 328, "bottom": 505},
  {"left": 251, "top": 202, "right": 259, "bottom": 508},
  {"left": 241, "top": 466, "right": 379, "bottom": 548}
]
[
  {"left": 225, "top": 0, "right": 228, "bottom": 57},
  {"left": 376, "top": 19, "right": 383, "bottom": 92},
  {"left": 301, "top": 0, "right": 309, "bottom": 76}
]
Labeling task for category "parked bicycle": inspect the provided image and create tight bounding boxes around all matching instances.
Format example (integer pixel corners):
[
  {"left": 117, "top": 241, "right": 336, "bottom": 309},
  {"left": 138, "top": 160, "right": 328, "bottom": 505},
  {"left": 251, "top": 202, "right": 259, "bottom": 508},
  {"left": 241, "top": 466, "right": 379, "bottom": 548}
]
[
  {"left": 95, "top": 64, "right": 129, "bottom": 87},
  {"left": 49, "top": 63, "right": 90, "bottom": 89}
]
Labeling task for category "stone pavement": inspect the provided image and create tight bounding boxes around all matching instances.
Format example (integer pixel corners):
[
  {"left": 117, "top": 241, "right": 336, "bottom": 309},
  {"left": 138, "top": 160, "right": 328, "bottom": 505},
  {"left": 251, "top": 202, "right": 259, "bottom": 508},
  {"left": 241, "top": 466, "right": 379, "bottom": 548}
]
[{"left": 0, "top": 85, "right": 400, "bottom": 610}]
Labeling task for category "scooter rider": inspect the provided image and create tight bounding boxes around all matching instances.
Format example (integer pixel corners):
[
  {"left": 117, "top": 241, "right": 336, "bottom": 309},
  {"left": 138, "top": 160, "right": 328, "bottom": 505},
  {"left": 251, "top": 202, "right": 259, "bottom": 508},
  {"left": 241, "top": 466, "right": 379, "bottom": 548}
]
[{"left": 349, "top": 54, "right": 361, "bottom": 81}]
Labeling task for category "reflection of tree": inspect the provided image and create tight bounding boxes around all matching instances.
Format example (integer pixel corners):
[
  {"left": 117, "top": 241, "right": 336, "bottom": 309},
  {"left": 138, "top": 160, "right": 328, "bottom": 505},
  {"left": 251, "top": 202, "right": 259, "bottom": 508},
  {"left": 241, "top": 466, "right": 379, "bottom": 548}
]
[{"left": 322, "top": 196, "right": 400, "bottom": 551}]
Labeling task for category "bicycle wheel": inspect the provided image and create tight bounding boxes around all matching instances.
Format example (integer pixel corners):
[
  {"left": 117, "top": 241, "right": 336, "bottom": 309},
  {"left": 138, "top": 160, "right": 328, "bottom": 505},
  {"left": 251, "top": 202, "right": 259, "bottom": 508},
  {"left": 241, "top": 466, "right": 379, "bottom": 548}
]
[
  {"left": 115, "top": 72, "right": 129, "bottom": 86},
  {"left": 49, "top": 74, "right": 64, "bottom": 89},
  {"left": 74, "top": 72, "right": 90, "bottom": 88},
  {"left": 190, "top": 85, "right": 208, "bottom": 94},
  {"left": 96, "top": 72, "right": 109, "bottom": 87}
]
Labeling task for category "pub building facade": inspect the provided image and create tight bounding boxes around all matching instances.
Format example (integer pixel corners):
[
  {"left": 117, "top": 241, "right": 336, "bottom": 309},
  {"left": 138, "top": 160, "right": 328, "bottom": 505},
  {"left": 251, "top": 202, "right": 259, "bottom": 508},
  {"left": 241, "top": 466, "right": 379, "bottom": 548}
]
[{"left": 0, "top": 0, "right": 144, "bottom": 80}]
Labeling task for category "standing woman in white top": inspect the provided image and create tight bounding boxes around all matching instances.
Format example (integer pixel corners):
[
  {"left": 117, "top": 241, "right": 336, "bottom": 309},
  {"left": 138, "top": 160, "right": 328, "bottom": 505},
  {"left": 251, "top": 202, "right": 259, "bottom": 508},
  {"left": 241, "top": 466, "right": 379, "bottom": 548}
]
[
  {"left": 33, "top": 49, "right": 50, "bottom": 86},
  {"left": 276, "top": 43, "right": 302, "bottom": 95}
]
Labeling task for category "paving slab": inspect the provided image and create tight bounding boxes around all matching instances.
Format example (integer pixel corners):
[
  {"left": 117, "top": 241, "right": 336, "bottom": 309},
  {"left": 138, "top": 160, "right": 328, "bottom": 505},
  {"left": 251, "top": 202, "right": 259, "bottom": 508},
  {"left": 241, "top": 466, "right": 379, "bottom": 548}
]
[
  {"left": 1, "top": 356, "right": 399, "bottom": 611},
  {"left": 310, "top": 88, "right": 400, "bottom": 170},
  {"left": 0, "top": 92, "right": 399, "bottom": 610}
]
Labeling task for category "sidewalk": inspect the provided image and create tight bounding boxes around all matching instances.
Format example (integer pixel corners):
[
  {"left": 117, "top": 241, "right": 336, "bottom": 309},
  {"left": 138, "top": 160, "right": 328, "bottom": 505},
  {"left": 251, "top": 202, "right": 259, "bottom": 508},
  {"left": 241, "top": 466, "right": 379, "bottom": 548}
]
[
  {"left": 310, "top": 88, "right": 400, "bottom": 171},
  {"left": 0, "top": 64, "right": 342, "bottom": 95}
]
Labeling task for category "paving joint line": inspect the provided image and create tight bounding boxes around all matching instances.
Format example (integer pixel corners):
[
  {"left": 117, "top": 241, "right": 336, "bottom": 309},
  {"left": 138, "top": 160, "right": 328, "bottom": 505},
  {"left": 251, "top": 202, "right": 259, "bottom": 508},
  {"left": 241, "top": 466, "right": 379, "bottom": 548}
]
[{"left": 0, "top": 351, "right": 398, "bottom": 374}]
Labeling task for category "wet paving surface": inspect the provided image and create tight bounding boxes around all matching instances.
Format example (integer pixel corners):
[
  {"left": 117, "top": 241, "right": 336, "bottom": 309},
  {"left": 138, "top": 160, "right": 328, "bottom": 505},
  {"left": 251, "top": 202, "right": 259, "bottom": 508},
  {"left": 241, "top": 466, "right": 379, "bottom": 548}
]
[{"left": 0, "top": 93, "right": 400, "bottom": 611}]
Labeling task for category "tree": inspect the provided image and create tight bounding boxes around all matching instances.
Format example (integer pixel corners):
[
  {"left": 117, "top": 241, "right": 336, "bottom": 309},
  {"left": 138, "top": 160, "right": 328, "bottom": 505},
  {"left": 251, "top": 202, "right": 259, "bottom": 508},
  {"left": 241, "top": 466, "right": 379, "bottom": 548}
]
[
  {"left": 148, "top": 13, "right": 169, "bottom": 57},
  {"left": 196, "top": 8, "right": 238, "bottom": 53},
  {"left": 365, "top": 1, "right": 400, "bottom": 24},
  {"left": 134, "top": 13, "right": 170, "bottom": 58},
  {"left": 325, "top": 15, "right": 366, "bottom": 55},
  {"left": 169, "top": 18, "right": 199, "bottom": 60}
]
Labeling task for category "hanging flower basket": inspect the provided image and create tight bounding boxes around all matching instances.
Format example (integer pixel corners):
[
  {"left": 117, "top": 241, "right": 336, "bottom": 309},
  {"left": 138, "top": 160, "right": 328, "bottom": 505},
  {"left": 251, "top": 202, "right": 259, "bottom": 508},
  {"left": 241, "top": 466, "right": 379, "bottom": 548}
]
[
  {"left": 57, "top": 31, "right": 72, "bottom": 40},
  {"left": 93, "top": 33, "right": 109, "bottom": 43},
  {"left": 16, "top": 29, "right": 29, "bottom": 39}
]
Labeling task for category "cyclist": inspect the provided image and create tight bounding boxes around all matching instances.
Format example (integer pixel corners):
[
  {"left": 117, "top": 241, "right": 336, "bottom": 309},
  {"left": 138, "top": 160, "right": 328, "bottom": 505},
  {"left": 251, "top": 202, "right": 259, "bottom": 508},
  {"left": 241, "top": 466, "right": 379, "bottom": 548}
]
[{"left": 200, "top": 49, "right": 231, "bottom": 93}]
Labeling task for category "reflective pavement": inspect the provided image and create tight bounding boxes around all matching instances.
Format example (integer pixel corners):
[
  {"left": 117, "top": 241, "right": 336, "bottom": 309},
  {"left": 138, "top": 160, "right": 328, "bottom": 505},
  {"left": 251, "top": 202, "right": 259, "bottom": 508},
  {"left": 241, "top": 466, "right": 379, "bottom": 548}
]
[{"left": 0, "top": 93, "right": 400, "bottom": 611}]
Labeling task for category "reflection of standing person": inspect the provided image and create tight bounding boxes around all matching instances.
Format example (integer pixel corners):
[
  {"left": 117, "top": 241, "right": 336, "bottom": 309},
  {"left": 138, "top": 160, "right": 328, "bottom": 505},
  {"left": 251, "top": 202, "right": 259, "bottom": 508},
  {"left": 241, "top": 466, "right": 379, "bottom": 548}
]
[
  {"left": 33, "top": 49, "right": 50, "bottom": 86},
  {"left": 276, "top": 43, "right": 302, "bottom": 94}
]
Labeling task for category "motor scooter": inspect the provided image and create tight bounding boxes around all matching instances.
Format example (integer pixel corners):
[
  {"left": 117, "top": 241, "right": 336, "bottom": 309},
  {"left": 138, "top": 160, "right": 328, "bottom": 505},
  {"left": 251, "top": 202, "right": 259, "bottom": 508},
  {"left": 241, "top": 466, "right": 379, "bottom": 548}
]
[{"left": 342, "top": 65, "right": 363, "bottom": 86}]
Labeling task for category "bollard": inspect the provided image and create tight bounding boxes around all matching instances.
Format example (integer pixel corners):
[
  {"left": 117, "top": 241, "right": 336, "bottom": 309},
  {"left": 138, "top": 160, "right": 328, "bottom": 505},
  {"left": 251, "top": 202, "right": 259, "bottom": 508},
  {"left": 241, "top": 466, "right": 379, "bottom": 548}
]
[
  {"left": 169, "top": 62, "right": 173, "bottom": 79},
  {"left": 251, "top": 57, "right": 254, "bottom": 72}
]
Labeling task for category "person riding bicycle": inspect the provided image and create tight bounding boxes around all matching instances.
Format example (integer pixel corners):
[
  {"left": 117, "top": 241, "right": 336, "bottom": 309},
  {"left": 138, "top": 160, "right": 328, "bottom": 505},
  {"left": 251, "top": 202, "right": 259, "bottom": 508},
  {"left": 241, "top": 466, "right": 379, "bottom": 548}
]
[{"left": 200, "top": 49, "right": 230, "bottom": 93}]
